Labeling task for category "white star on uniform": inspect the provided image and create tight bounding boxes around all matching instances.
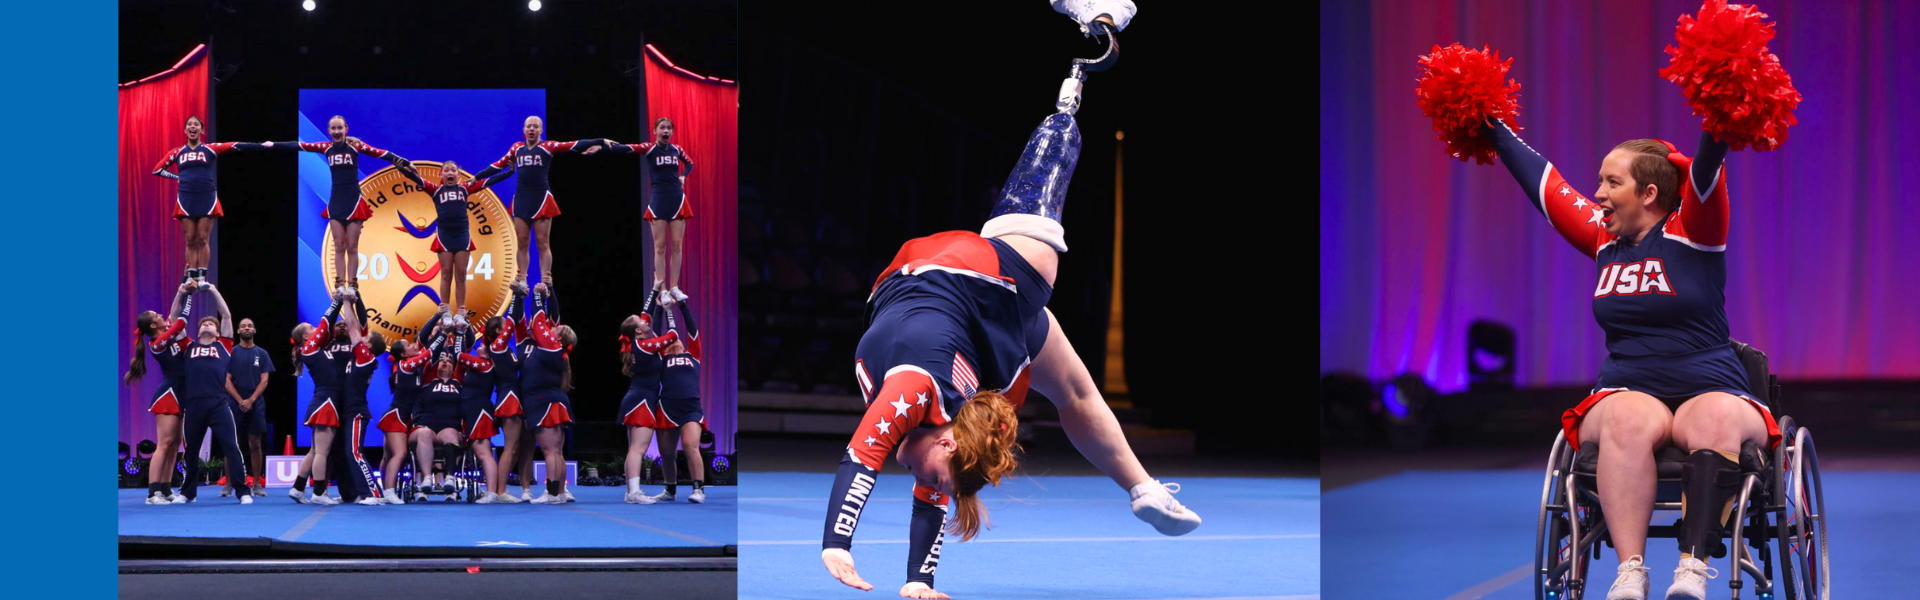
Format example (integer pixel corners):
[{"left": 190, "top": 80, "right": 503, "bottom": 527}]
[
  {"left": 927, "top": 491, "right": 940, "bottom": 501},
  {"left": 890, "top": 395, "right": 913, "bottom": 417},
  {"left": 1586, "top": 208, "right": 1605, "bottom": 225},
  {"left": 864, "top": 436, "right": 878, "bottom": 447},
  {"left": 1559, "top": 185, "right": 1571, "bottom": 197},
  {"left": 915, "top": 392, "right": 929, "bottom": 406},
  {"left": 1572, "top": 196, "right": 1589, "bottom": 209},
  {"left": 874, "top": 420, "right": 892, "bottom": 435}
]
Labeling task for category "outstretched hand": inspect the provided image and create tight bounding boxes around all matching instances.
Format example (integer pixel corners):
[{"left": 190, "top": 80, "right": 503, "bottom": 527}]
[
  {"left": 583, "top": 145, "right": 603, "bottom": 155},
  {"left": 900, "top": 583, "right": 951, "bottom": 599},
  {"left": 822, "top": 549, "right": 873, "bottom": 591}
]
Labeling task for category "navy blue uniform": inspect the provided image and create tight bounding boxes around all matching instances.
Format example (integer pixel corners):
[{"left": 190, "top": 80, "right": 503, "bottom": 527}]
[
  {"left": 613, "top": 142, "right": 694, "bottom": 221},
  {"left": 475, "top": 139, "right": 604, "bottom": 221},
  {"left": 459, "top": 347, "right": 501, "bottom": 442},
  {"left": 152, "top": 142, "right": 268, "bottom": 218},
  {"left": 659, "top": 303, "right": 705, "bottom": 426},
  {"left": 225, "top": 344, "right": 275, "bottom": 438},
  {"left": 284, "top": 139, "right": 408, "bottom": 222},
  {"left": 1481, "top": 121, "right": 1780, "bottom": 449},
  {"left": 414, "top": 377, "right": 466, "bottom": 434},
  {"left": 489, "top": 325, "right": 524, "bottom": 420},
  {"left": 518, "top": 293, "right": 572, "bottom": 428},
  {"left": 824, "top": 231, "right": 1054, "bottom": 561},
  {"left": 298, "top": 318, "right": 344, "bottom": 428},
  {"left": 180, "top": 337, "right": 249, "bottom": 500},
  {"left": 329, "top": 340, "right": 385, "bottom": 502},
  {"left": 398, "top": 168, "right": 515, "bottom": 253},
  {"left": 146, "top": 317, "right": 191, "bottom": 415},
  {"left": 380, "top": 352, "right": 430, "bottom": 433}
]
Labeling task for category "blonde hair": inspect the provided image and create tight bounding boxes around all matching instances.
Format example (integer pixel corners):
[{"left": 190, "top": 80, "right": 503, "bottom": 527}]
[{"left": 946, "top": 391, "right": 1022, "bottom": 541}]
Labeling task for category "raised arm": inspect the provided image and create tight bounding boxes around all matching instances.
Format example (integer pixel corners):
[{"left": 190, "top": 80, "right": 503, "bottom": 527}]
[
  {"left": 544, "top": 139, "right": 606, "bottom": 154},
  {"left": 167, "top": 283, "right": 191, "bottom": 322},
  {"left": 1482, "top": 119, "right": 1613, "bottom": 259},
  {"left": 207, "top": 285, "right": 234, "bottom": 338},
  {"left": 1670, "top": 129, "right": 1733, "bottom": 250}
]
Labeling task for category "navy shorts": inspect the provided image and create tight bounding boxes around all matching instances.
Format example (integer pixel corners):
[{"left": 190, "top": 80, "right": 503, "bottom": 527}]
[
  {"left": 660, "top": 395, "right": 704, "bottom": 428},
  {"left": 229, "top": 398, "right": 269, "bottom": 438}
]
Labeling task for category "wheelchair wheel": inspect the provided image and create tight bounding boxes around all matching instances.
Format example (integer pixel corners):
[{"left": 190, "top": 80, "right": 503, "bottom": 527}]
[
  {"left": 1536, "top": 432, "right": 1589, "bottom": 600},
  {"left": 1775, "top": 419, "right": 1829, "bottom": 600}
]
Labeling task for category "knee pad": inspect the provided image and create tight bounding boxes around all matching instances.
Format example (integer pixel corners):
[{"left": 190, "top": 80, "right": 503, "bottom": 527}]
[{"left": 1678, "top": 449, "right": 1744, "bottom": 558}]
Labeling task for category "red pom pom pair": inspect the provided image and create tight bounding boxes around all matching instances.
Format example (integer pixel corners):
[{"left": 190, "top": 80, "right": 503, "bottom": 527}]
[
  {"left": 1414, "top": 43, "right": 1523, "bottom": 165},
  {"left": 1660, "top": 0, "right": 1802, "bottom": 152}
]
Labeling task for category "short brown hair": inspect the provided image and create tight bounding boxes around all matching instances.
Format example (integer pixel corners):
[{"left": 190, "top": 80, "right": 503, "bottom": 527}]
[
  {"left": 946, "top": 391, "right": 1022, "bottom": 541},
  {"left": 1613, "top": 139, "right": 1681, "bottom": 214}
]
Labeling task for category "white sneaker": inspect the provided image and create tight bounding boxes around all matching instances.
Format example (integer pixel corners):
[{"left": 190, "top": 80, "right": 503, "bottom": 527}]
[
  {"left": 240, "top": 495, "right": 254, "bottom": 505},
  {"left": 520, "top": 489, "right": 533, "bottom": 502},
  {"left": 146, "top": 493, "right": 167, "bottom": 505},
  {"left": 413, "top": 492, "right": 429, "bottom": 503},
  {"left": 1664, "top": 557, "right": 1718, "bottom": 600},
  {"left": 170, "top": 493, "right": 189, "bottom": 505},
  {"left": 1606, "top": 555, "right": 1650, "bottom": 600},
  {"left": 355, "top": 496, "right": 384, "bottom": 506},
  {"left": 625, "top": 490, "right": 657, "bottom": 504},
  {"left": 670, "top": 287, "right": 688, "bottom": 302},
  {"left": 476, "top": 492, "right": 500, "bottom": 504},
  {"left": 495, "top": 492, "right": 524, "bottom": 504},
  {"left": 561, "top": 490, "right": 576, "bottom": 503},
  {"left": 651, "top": 491, "right": 676, "bottom": 503},
  {"left": 288, "top": 488, "right": 309, "bottom": 504},
  {"left": 1129, "top": 480, "right": 1201, "bottom": 536},
  {"left": 309, "top": 494, "right": 340, "bottom": 506},
  {"left": 689, "top": 488, "right": 706, "bottom": 504},
  {"left": 532, "top": 493, "right": 566, "bottom": 505}
]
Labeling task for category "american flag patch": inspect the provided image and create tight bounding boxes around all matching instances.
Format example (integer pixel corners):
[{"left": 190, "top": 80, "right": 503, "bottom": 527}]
[{"left": 952, "top": 353, "right": 978, "bottom": 397}]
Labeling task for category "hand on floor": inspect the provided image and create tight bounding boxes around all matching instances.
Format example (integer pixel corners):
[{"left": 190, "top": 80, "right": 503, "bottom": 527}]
[{"left": 822, "top": 548, "right": 873, "bottom": 591}]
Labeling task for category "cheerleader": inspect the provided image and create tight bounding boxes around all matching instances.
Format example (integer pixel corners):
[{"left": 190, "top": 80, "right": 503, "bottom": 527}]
[
  {"left": 125, "top": 282, "right": 197, "bottom": 504},
  {"left": 600, "top": 117, "right": 695, "bottom": 303},
  {"left": 617, "top": 291, "right": 675, "bottom": 503},
  {"left": 265, "top": 117, "right": 411, "bottom": 292},
  {"left": 516, "top": 283, "right": 579, "bottom": 504},
  {"left": 176, "top": 284, "right": 250, "bottom": 503},
  {"left": 397, "top": 161, "right": 514, "bottom": 320},
  {"left": 149, "top": 115, "right": 273, "bottom": 285},
  {"left": 650, "top": 298, "right": 706, "bottom": 503},
  {"left": 286, "top": 292, "right": 346, "bottom": 505},
  {"left": 470, "top": 117, "right": 607, "bottom": 289}
]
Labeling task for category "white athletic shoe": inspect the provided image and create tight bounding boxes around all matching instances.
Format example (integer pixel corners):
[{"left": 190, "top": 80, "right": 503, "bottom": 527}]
[
  {"left": 145, "top": 493, "right": 166, "bottom": 505},
  {"left": 495, "top": 492, "right": 524, "bottom": 504},
  {"left": 355, "top": 496, "right": 384, "bottom": 506},
  {"left": 561, "top": 490, "right": 576, "bottom": 503},
  {"left": 251, "top": 486, "right": 266, "bottom": 497},
  {"left": 625, "top": 490, "right": 657, "bottom": 504},
  {"left": 1129, "top": 480, "right": 1202, "bottom": 536},
  {"left": 650, "top": 491, "right": 676, "bottom": 503},
  {"left": 1664, "top": 557, "right": 1717, "bottom": 600},
  {"left": 670, "top": 287, "right": 688, "bottom": 302},
  {"left": 532, "top": 493, "right": 566, "bottom": 505},
  {"left": 288, "top": 488, "right": 309, "bottom": 504},
  {"left": 476, "top": 492, "right": 500, "bottom": 504},
  {"left": 240, "top": 495, "right": 254, "bottom": 505},
  {"left": 689, "top": 488, "right": 705, "bottom": 504},
  {"left": 169, "top": 493, "right": 189, "bottom": 505},
  {"left": 413, "top": 492, "right": 429, "bottom": 503},
  {"left": 309, "top": 494, "right": 340, "bottom": 506},
  {"left": 1606, "top": 555, "right": 1650, "bottom": 600}
]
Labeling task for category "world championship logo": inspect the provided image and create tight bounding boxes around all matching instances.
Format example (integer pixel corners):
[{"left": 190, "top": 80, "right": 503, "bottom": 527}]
[{"left": 320, "top": 162, "right": 519, "bottom": 341}]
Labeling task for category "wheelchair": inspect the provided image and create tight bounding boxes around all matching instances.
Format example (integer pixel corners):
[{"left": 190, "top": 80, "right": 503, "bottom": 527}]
[
  {"left": 1535, "top": 340, "right": 1828, "bottom": 600},
  {"left": 395, "top": 436, "right": 484, "bottom": 504}
]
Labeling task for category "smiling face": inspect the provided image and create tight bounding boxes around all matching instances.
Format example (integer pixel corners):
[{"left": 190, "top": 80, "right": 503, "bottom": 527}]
[
  {"left": 184, "top": 116, "right": 203, "bottom": 142},
  {"left": 1594, "top": 149, "right": 1653, "bottom": 238},
  {"left": 895, "top": 426, "right": 957, "bottom": 497},
  {"left": 329, "top": 117, "right": 348, "bottom": 141},
  {"left": 441, "top": 160, "right": 461, "bottom": 185}
]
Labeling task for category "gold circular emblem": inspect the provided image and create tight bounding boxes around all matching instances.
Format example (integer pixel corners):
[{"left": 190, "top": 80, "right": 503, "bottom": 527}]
[{"left": 320, "top": 162, "right": 519, "bottom": 341}]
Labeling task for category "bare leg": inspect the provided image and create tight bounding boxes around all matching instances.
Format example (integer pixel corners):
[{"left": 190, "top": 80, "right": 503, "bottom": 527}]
[
  {"left": 499, "top": 417, "right": 523, "bottom": 491},
  {"left": 626, "top": 426, "right": 656, "bottom": 486},
  {"left": 537, "top": 427, "right": 567, "bottom": 492},
  {"left": 247, "top": 434, "right": 264, "bottom": 486},
  {"left": 513, "top": 217, "right": 532, "bottom": 285},
  {"left": 438, "top": 251, "right": 455, "bottom": 314},
  {"left": 668, "top": 219, "right": 687, "bottom": 290},
  {"left": 195, "top": 217, "right": 216, "bottom": 275},
  {"left": 453, "top": 250, "right": 471, "bottom": 316},
  {"left": 516, "top": 427, "right": 537, "bottom": 493},
  {"left": 382, "top": 431, "right": 408, "bottom": 491},
  {"left": 533, "top": 219, "right": 554, "bottom": 285},
  {"left": 1029, "top": 308, "right": 1150, "bottom": 491},
  {"left": 344, "top": 222, "right": 365, "bottom": 287},
  {"left": 310, "top": 426, "right": 334, "bottom": 482},
  {"left": 1669, "top": 392, "right": 1769, "bottom": 565},
  {"left": 1577, "top": 391, "right": 1673, "bottom": 563},
  {"left": 680, "top": 421, "right": 704, "bottom": 483},
  {"left": 411, "top": 428, "right": 435, "bottom": 487},
  {"left": 151, "top": 413, "right": 182, "bottom": 488},
  {"left": 650, "top": 220, "right": 669, "bottom": 289},
  {"left": 472, "top": 439, "right": 500, "bottom": 495},
  {"left": 328, "top": 220, "right": 348, "bottom": 288},
  {"left": 179, "top": 219, "right": 195, "bottom": 271},
  {"left": 297, "top": 447, "right": 314, "bottom": 479}
]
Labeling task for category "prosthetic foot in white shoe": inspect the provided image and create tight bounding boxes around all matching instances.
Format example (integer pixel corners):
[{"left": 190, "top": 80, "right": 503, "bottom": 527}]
[{"left": 1664, "top": 557, "right": 1718, "bottom": 600}]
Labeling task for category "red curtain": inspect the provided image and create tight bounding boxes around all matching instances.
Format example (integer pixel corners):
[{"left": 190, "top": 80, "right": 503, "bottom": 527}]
[
  {"left": 645, "top": 45, "right": 739, "bottom": 454},
  {"left": 119, "top": 45, "right": 209, "bottom": 446}
]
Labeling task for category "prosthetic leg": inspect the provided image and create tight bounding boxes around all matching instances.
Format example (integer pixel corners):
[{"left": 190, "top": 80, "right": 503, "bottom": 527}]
[
  {"left": 979, "top": 19, "right": 1119, "bottom": 253},
  {"left": 1679, "top": 449, "right": 1744, "bottom": 559}
]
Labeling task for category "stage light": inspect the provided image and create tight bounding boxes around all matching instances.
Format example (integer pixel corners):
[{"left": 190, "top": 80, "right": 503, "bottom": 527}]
[
  {"left": 711, "top": 455, "right": 730, "bottom": 474},
  {"left": 528, "top": 0, "right": 542, "bottom": 11},
  {"left": 137, "top": 439, "right": 156, "bottom": 457},
  {"left": 302, "top": 0, "right": 316, "bottom": 11}
]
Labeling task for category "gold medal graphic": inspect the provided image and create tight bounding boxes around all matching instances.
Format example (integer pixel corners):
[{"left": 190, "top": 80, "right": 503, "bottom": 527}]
[{"left": 320, "top": 162, "right": 519, "bottom": 341}]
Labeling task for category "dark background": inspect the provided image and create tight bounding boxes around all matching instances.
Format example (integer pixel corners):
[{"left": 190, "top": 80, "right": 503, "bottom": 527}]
[
  {"left": 740, "top": 4, "right": 1294, "bottom": 457},
  {"left": 120, "top": 0, "right": 736, "bottom": 459}
]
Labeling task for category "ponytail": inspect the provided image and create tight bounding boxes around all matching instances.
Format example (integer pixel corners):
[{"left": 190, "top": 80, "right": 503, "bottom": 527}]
[
  {"left": 946, "top": 391, "right": 1023, "bottom": 541},
  {"left": 124, "top": 316, "right": 156, "bottom": 386}
]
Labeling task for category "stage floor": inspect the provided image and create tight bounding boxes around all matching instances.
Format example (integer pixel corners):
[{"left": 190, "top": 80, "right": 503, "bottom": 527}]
[
  {"left": 1325, "top": 469, "right": 1917, "bottom": 599},
  {"left": 118, "top": 486, "right": 735, "bottom": 554},
  {"left": 737, "top": 472, "right": 1318, "bottom": 599}
]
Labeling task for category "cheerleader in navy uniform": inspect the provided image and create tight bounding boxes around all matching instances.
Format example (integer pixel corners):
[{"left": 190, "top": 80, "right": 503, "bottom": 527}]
[
  {"left": 617, "top": 291, "right": 676, "bottom": 503},
  {"left": 397, "top": 161, "right": 514, "bottom": 322},
  {"left": 125, "top": 282, "right": 198, "bottom": 504},
  {"left": 286, "top": 292, "right": 346, "bottom": 505},
  {"left": 486, "top": 284, "right": 531, "bottom": 503},
  {"left": 651, "top": 298, "right": 707, "bottom": 504},
  {"left": 332, "top": 289, "right": 390, "bottom": 505},
  {"left": 409, "top": 329, "right": 500, "bottom": 501},
  {"left": 456, "top": 318, "right": 509, "bottom": 502},
  {"left": 376, "top": 336, "right": 432, "bottom": 503},
  {"left": 177, "top": 285, "right": 251, "bottom": 503},
  {"left": 601, "top": 118, "right": 695, "bottom": 303},
  {"left": 516, "top": 282, "right": 579, "bottom": 504},
  {"left": 150, "top": 116, "right": 274, "bottom": 286},
  {"left": 264, "top": 116, "right": 411, "bottom": 292},
  {"left": 470, "top": 116, "right": 607, "bottom": 288}
]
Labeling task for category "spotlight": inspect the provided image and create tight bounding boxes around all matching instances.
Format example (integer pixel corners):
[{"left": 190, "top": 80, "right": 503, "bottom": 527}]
[
  {"left": 528, "top": 0, "right": 542, "bottom": 11},
  {"left": 711, "top": 455, "right": 730, "bottom": 474},
  {"left": 303, "top": 0, "right": 316, "bottom": 11}
]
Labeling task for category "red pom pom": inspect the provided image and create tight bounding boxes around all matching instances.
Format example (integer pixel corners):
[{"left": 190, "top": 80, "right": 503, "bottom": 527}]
[
  {"left": 1660, "top": 0, "right": 1802, "bottom": 152},
  {"left": 1414, "top": 43, "right": 1523, "bottom": 165}
]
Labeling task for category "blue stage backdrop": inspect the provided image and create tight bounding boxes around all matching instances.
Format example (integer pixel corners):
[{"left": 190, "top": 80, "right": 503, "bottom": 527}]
[{"left": 296, "top": 89, "right": 544, "bottom": 447}]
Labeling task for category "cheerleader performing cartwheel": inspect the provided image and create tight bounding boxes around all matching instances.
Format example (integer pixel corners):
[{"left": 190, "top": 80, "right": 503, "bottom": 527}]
[
  {"left": 1412, "top": 2, "right": 1801, "bottom": 599},
  {"left": 818, "top": 5, "right": 1201, "bottom": 598}
]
